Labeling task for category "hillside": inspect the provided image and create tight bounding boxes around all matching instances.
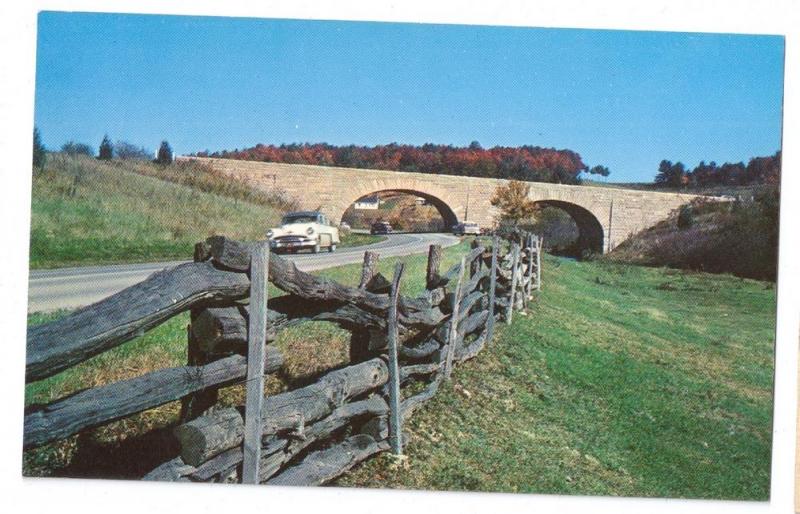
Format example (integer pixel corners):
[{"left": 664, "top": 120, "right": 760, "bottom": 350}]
[
  {"left": 603, "top": 188, "right": 779, "bottom": 281},
  {"left": 332, "top": 253, "right": 773, "bottom": 499},
  {"left": 29, "top": 154, "right": 285, "bottom": 268}
]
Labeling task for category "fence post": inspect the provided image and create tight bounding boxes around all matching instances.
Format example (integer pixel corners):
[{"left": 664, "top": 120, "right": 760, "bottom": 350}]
[
  {"left": 526, "top": 235, "right": 536, "bottom": 301},
  {"left": 180, "top": 244, "right": 224, "bottom": 422},
  {"left": 506, "top": 243, "right": 519, "bottom": 325},
  {"left": 470, "top": 238, "right": 481, "bottom": 277},
  {"left": 444, "top": 256, "right": 466, "bottom": 380},
  {"left": 387, "top": 262, "right": 405, "bottom": 455},
  {"left": 486, "top": 235, "right": 499, "bottom": 345},
  {"left": 242, "top": 241, "right": 269, "bottom": 484},
  {"left": 358, "top": 251, "right": 379, "bottom": 289},
  {"left": 426, "top": 244, "right": 442, "bottom": 290},
  {"left": 351, "top": 251, "right": 381, "bottom": 364},
  {"left": 521, "top": 233, "right": 530, "bottom": 309},
  {"left": 536, "top": 237, "right": 543, "bottom": 291}
]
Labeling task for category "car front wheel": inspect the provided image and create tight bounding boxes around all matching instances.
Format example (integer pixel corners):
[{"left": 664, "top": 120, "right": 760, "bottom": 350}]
[{"left": 329, "top": 244, "right": 337, "bottom": 253}]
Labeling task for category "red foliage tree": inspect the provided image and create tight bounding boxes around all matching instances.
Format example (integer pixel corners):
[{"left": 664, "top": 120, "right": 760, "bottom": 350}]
[{"left": 197, "top": 142, "right": 594, "bottom": 184}]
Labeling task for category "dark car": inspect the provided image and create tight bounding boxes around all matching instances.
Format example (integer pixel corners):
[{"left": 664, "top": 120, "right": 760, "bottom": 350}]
[
  {"left": 452, "top": 222, "right": 481, "bottom": 236},
  {"left": 370, "top": 221, "right": 393, "bottom": 235}
]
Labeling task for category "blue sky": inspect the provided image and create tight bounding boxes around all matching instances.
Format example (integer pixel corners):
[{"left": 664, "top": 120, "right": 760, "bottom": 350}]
[{"left": 34, "top": 12, "right": 784, "bottom": 183}]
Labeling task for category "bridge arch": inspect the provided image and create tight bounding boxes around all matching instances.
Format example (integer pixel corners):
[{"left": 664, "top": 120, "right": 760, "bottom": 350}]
[
  {"left": 532, "top": 200, "right": 605, "bottom": 255},
  {"left": 329, "top": 182, "right": 463, "bottom": 230},
  {"left": 190, "top": 157, "right": 703, "bottom": 255}
]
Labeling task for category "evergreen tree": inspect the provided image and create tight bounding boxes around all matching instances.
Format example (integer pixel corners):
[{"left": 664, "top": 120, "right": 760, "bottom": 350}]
[
  {"left": 588, "top": 165, "right": 610, "bottom": 177},
  {"left": 98, "top": 135, "right": 113, "bottom": 160},
  {"left": 156, "top": 140, "right": 173, "bottom": 165},
  {"left": 32, "top": 126, "right": 46, "bottom": 169}
]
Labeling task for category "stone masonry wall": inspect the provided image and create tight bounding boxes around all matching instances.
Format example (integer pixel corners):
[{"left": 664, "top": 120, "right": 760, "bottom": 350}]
[{"left": 181, "top": 157, "right": 703, "bottom": 252}]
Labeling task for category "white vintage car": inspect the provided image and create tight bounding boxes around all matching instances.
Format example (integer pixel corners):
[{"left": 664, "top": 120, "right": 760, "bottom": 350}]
[{"left": 267, "top": 211, "right": 340, "bottom": 253}]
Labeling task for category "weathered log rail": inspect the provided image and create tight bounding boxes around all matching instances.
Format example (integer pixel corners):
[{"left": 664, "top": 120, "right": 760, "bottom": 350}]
[{"left": 24, "top": 230, "right": 543, "bottom": 485}]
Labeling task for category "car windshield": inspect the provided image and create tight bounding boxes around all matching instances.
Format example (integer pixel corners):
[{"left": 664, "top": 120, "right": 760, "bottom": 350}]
[{"left": 282, "top": 214, "right": 317, "bottom": 225}]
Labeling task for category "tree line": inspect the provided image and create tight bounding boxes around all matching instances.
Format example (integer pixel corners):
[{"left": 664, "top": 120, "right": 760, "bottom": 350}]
[
  {"left": 194, "top": 141, "right": 611, "bottom": 185},
  {"left": 654, "top": 151, "right": 781, "bottom": 188},
  {"left": 32, "top": 127, "right": 175, "bottom": 167}
]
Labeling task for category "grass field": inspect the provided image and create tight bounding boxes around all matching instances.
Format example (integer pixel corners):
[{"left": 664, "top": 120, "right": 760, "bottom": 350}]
[
  {"left": 337, "top": 255, "right": 776, "bottom": 500},
  {"left": 29, "top": 154, "right": 381, "bottom": 268},
  {"left": 24, "top": 245, "right": 776, "bottom": 500}
]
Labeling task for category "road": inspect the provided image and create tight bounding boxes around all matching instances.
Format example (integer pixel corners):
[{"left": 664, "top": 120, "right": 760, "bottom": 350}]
[{"left": 27, "top": 232, "right": 460, "bottom": 313}]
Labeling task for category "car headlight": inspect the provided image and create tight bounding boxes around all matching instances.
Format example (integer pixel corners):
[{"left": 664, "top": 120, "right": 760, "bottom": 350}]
[
  {"left": 306, "top": 227, "right": 314, "bottom": 235},
  {"left": 266, "top": 229, "right": 274, "bottom": 238}
]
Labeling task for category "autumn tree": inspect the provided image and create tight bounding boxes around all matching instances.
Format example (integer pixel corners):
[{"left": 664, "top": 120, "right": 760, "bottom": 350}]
[
  {"left": 198, "top": 142, "right": 594, "bottom": 185},
  {"left": 33, "top": 127, "right": 46, "bottom": 169},
  {"left": 98, "top": 135, "right": 113, "bottom": 160},
  {"left": 491, "top": 180, "right": 538, "bottom": 226}
]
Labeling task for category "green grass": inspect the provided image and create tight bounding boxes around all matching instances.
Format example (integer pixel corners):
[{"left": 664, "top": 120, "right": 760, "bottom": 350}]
[
  {"left": 337, "top": 232, "right": 386, "bottom": 249},
  {"left": 23, "top": 244, "right": 775, "bottom": 499},
  {"left": 29, "top": 154, "right": 384, "bottom": 268},
  {"left": 30, "top": 154, "right": 284, "bottom": 268},
  {"left": 338, "top": 255, "right": 776, "bottom": 500}
]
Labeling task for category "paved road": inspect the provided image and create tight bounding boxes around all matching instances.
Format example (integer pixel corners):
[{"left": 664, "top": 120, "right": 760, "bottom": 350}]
[{"left": 27, "top": 232, "right": 460, "bottom": 313}]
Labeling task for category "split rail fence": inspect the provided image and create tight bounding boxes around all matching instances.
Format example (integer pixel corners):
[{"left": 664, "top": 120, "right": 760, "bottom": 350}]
[{"left": 24, "top": 231, "right": 543, "bottom": 486}]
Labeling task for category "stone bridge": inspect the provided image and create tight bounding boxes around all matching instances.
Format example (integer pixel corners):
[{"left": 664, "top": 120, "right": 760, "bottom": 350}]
[{"left": 183, "top": 157, "right": 703, "bottom": 253}]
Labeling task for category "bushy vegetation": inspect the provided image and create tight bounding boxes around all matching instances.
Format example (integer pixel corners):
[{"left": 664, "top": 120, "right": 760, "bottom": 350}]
[
  {"left": 605, "top": 186, "right": 780, "bottom": 281},
  {"left": 113, "top": 140, "right": 153, "bottom": 161},
  {"left": 196, "top": 141, "right": 611, "bottom": 185},
  {"left": 654, "top": 151, "right": 780, "bottom": 188},
  {"left": 61, "top": 141, "right": 94, "bottom": 156}
]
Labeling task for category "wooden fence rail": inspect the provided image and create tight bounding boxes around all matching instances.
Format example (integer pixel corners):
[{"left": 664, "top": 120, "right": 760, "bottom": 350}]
[{"left": 24, "top": 230, "right": 543, "bottom": 485}]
